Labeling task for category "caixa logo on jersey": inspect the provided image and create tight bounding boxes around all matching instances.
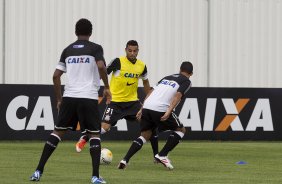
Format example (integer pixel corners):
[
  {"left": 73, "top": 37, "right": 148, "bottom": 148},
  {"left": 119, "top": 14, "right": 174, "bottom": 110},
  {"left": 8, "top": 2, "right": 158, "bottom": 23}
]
[
  {"left": 67, "top": 56, "right": 90, "bottom": 63},
  {"left": 178, "top": 98, "right": 274, "bottom": 132},
  {"left": 5, "top": 96, "right": 54, "bottom": 130}
]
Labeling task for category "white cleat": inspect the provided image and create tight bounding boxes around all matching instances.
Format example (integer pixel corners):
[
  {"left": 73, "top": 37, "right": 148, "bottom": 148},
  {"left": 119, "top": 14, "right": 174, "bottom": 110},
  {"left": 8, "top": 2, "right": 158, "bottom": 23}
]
[
  {"left": 155, "top": 154, "right": 174, "bottom": 170},
  {"left": 30, "top": 170, "right": 42, "bottom": 181},
  {"left": 117, "top": 160, "right": 127, "bottom": 169}
]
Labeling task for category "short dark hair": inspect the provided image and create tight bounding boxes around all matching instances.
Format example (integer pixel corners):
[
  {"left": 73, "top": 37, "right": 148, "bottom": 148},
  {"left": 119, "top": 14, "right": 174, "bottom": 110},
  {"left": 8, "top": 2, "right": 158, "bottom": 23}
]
[
  {"left": 126, "top": 40, "right": 139, "bottom": 48},
  {"left": 180, "top": 61, "right": 193, "bottom": 74},
  {"left": 75, "top": 18, "right": 92, "bottom": 36}
]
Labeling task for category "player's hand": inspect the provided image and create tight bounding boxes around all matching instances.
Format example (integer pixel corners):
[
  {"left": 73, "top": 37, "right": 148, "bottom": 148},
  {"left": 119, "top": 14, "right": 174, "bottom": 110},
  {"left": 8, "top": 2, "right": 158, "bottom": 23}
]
[
  {"left": 136, "top": 109, "right": 142, "bottom": 121},
  {"left": 160, "top": 111, "right": 171, "bottom": 121},
  {"left": 103, "top": 88, "right": 112, "bottom": 104}
]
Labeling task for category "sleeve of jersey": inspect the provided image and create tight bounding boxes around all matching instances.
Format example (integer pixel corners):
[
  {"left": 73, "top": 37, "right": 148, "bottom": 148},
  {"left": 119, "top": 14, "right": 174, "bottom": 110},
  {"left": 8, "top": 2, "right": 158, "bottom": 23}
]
[
  {"left": 140, "top": 65, "right": 148, "bottom": 80},
  {"left": 94, "top": 45, "right": 105, "bottom": 62},
  {"left": 177, "top": 80, "right": 192, "bottom": 95},
  {"left": 106, "top": 58, "right": 120, "bottom": 74},
  {"left": 56, "top": 50, "right": 66, "bottom": 72}
]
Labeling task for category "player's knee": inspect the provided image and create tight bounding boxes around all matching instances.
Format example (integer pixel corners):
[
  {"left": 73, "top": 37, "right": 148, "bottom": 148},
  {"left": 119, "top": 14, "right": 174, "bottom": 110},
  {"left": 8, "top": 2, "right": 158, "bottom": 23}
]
[
  {"left": 176, "top": 127, "right": 186, "bottom": 134},
  {"left": 101, "top": 123, "right": 111, "bottom": 132},
  {"left": 181, "top": 127, "right": 186, "bottom": 134},
  {"left": 53, "top": 130, "right": 65, "bottom": 139},
  {"left": 141, "top": 130, "right": 152, "bottom": 141}
]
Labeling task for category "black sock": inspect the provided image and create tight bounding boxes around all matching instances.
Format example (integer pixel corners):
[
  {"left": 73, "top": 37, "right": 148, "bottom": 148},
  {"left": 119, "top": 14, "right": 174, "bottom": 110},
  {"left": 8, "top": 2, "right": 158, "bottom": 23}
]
[
  {"left": 150, "top": 130, "right": 159, "bottom": 157},
  {"left": 89, "top": 138, "right": 101, "bottom": 177},
  {"left": 159, "top": 132, "right": 182, "bottom": 156},
  {"left": 36, "top": 134, "right": 60, "bottom": 173},
  {"left": 123, "top": 137, "right": 144, "bottom": 163}
]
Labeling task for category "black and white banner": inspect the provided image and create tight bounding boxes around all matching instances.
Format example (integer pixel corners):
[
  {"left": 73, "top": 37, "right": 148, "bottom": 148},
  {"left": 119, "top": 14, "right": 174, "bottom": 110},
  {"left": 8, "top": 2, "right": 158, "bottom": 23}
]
[{"left": 0, "top": 85, "right": 281, "bottom": 140}]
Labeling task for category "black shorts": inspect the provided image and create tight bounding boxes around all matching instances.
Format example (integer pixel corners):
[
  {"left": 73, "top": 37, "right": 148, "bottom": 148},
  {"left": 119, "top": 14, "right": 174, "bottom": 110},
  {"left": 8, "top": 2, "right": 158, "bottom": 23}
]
[
  {"left": 140, "top": 108, "right": 183, "bottom": 132},
  {"left": 55, "top": 97, "right": 101, "bottom": 134},
  {"left": 102, "top": 101, "right": 142, "bottom": 126}
]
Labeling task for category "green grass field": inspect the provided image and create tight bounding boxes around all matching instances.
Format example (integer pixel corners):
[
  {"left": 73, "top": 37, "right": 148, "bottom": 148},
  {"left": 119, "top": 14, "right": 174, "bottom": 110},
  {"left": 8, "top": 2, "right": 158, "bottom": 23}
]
[{"left": 0, "top": 141, "right": 282, "bottom": 184}]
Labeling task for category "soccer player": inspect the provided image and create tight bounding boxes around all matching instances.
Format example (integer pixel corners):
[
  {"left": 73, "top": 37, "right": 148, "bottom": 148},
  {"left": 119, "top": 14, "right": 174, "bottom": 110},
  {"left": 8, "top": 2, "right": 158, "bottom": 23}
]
[
  {"left": 117, "top": 61, "right": 193, "bottom": 170},
  {"left": 76, "top": 40, "right": 159, "bottom": 161},
  {"left": 30, "top": 18, "right": 111, "bottom": 184}
]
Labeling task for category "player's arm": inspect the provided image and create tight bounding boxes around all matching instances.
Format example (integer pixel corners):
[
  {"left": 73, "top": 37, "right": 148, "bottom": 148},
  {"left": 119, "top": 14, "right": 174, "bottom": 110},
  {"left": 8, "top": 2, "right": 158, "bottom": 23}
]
[
  {"left": 53, "top": 50, "right": 67, "bottom": 110},
  {"left": 95, "top": 46, "right": 112, "bottom": 104},
  {"left": 136, "top": 88, "right": 154, "bottom": 120},
  {"left": 97, "top": 60, "right": 111, "bottom": 104},
  {"left": 160, "top": 92, "right": 182, "bottom": 121},
  {"left": 53, "top": 69, "right": 64, "bottom": 110},
  {"left": 142, "top": 79, "right": 151, "bottom": 95},
  {"left": 140, "top": 65, "right": 151, "bottom": 95},
  {"left": 106, "top": 58, "right": 120, "bottom": 75},
  {"left": 160, "top": 80, "right": 191, "bottom": 121}
]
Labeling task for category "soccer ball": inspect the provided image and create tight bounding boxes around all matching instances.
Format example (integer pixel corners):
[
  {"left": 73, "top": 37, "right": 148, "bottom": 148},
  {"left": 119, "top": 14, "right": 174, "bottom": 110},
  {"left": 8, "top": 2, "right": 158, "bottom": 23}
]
[{"left": 100, "top": 148, "right": 113, "bottom": 165}]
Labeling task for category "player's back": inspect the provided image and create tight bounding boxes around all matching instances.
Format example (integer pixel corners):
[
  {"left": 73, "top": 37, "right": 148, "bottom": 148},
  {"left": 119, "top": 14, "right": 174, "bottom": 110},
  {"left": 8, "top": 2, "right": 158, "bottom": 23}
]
[
  {"left": 143, "top": 74, "right": 191, "bottom": 112},
  {"left": 57, "top": 40, "right": 104, "bottom": 99}
]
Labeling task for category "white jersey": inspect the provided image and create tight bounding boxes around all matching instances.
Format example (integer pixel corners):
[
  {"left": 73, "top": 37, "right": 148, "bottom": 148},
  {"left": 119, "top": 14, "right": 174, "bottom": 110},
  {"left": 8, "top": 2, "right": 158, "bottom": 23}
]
[
  {"left": 143, "top": 74, "right": 191, "bottom": 112},
  {"left": 56, "top": 40, "right": 105, "bottom": 100}
]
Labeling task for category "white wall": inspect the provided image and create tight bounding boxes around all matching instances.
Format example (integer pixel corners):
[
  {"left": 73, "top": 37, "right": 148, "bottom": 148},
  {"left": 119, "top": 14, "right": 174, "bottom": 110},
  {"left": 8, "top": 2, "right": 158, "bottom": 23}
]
[
  {"left": 0, "top": 0, "right": 3, "bottom": 83},
  {"left": 209, "top": 0, "right": 282, "bottom": 87},
  {"left": 2, "top": 0, "right": 282, "bottom": 87},
  {"left": 4, "top": 0, "right": 208, "bottom": 86}
]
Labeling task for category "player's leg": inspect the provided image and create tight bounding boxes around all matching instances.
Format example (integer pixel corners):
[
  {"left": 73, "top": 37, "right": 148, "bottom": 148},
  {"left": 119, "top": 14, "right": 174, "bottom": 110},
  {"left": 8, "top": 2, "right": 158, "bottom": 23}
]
[
  {"left": 118, "top": 109, "right": 155, "bottom": 169},
  {"left": 78, "top": 98, "right": 106, "bottom": 184},
  {"left": 76, "top": 133, "right": 89, "bottom": 153},
  {"left": 100, "top": 102, "right": 121, "bottom": 134},
  {"left": 155, "top": 112, "right": 186, "bottom": 170},
  {"left": 76, "top": 96, "right": 105, "bottom": 153},
  {"left": 30, "top": 130, "right": 65, "bottom": 181},
  {"left": 101, "top": 122, "right": 112, "bottom": 133},
  {"left": 118, "top": 130, "right": 152, "bottom": 169},
  {"left": 88, "top": 134, "right": 105, "bottom": 183},
  {"left": 158, "top": 112, "right": 186, "bottom": 156},
  {"left": 88, "top": 133, "right": 106, "bottom": 183},
  {"left": 118, "top": 129, "right": 152, "bottom": 169},
  {"left": 150, "top": 128, "right": 159, "bottom": 162},
  {"left": 30, "top": 97, "right": 76, "bottom": 181},
  {"left": 158, "top": 127, "right": 186, "bottom": 156},
  {"left": 76, "top": 122, "right": 89, "bottom": 152},
  {"left": 75, "top": 102, "right": 118, "bottom": 153},
  {"left": 125, "top": 101, "right": 159, "bottom": 161}
]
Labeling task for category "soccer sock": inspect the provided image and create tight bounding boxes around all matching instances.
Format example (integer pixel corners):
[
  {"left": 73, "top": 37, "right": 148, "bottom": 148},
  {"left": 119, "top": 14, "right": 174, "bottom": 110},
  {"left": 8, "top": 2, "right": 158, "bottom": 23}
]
[
  {"left": 36, "top": 133, "right": 61, "bottom": 173},
  {"left": 123, "top": 136, "right": 146, "bottom": 163},
  {"left": 150, "top": 130, "right": 159, "bottom": 157},
  {"left": 89, "top": 137, "right": 101, "bottom": 177},
  {"left": 159, "top": 131, "right": 184, "bottom": 157}
]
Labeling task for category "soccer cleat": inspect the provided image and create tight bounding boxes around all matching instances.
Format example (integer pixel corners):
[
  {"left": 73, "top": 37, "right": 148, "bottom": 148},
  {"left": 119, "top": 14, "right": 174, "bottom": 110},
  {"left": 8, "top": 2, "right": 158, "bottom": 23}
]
[
  {"left": 153, "top": 157, "right": 160, "bottom": 164},
  {"left": 155, "top": 154, "right": 174, "bottom": 170},
  {"left": 117, "top": 160, "right": 127, "bottom": 169},
  {"left": 91, "top": 176, "right": 107, "bottom": 184},
  {"left": 30, "top": 170, "right": 42, "bottom": 181},
  {"left": 76, "top": 138, "right": 87, "bottom": 153}
]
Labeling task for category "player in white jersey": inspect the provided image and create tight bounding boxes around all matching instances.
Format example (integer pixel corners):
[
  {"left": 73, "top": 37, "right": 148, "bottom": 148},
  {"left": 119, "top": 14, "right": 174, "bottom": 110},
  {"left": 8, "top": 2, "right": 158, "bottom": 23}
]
[
  {"left": 118, "top": 61, "right": 193, "bottom": 170},
  {"left": 30, "top": 18, "right": 111, "bottom": 184}
]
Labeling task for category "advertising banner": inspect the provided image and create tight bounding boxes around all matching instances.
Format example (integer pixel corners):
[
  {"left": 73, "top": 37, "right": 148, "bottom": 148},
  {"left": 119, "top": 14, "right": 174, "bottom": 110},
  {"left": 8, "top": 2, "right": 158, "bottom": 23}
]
[{"left": 0, "top": 85, "right": 281, "bottom": 140}]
